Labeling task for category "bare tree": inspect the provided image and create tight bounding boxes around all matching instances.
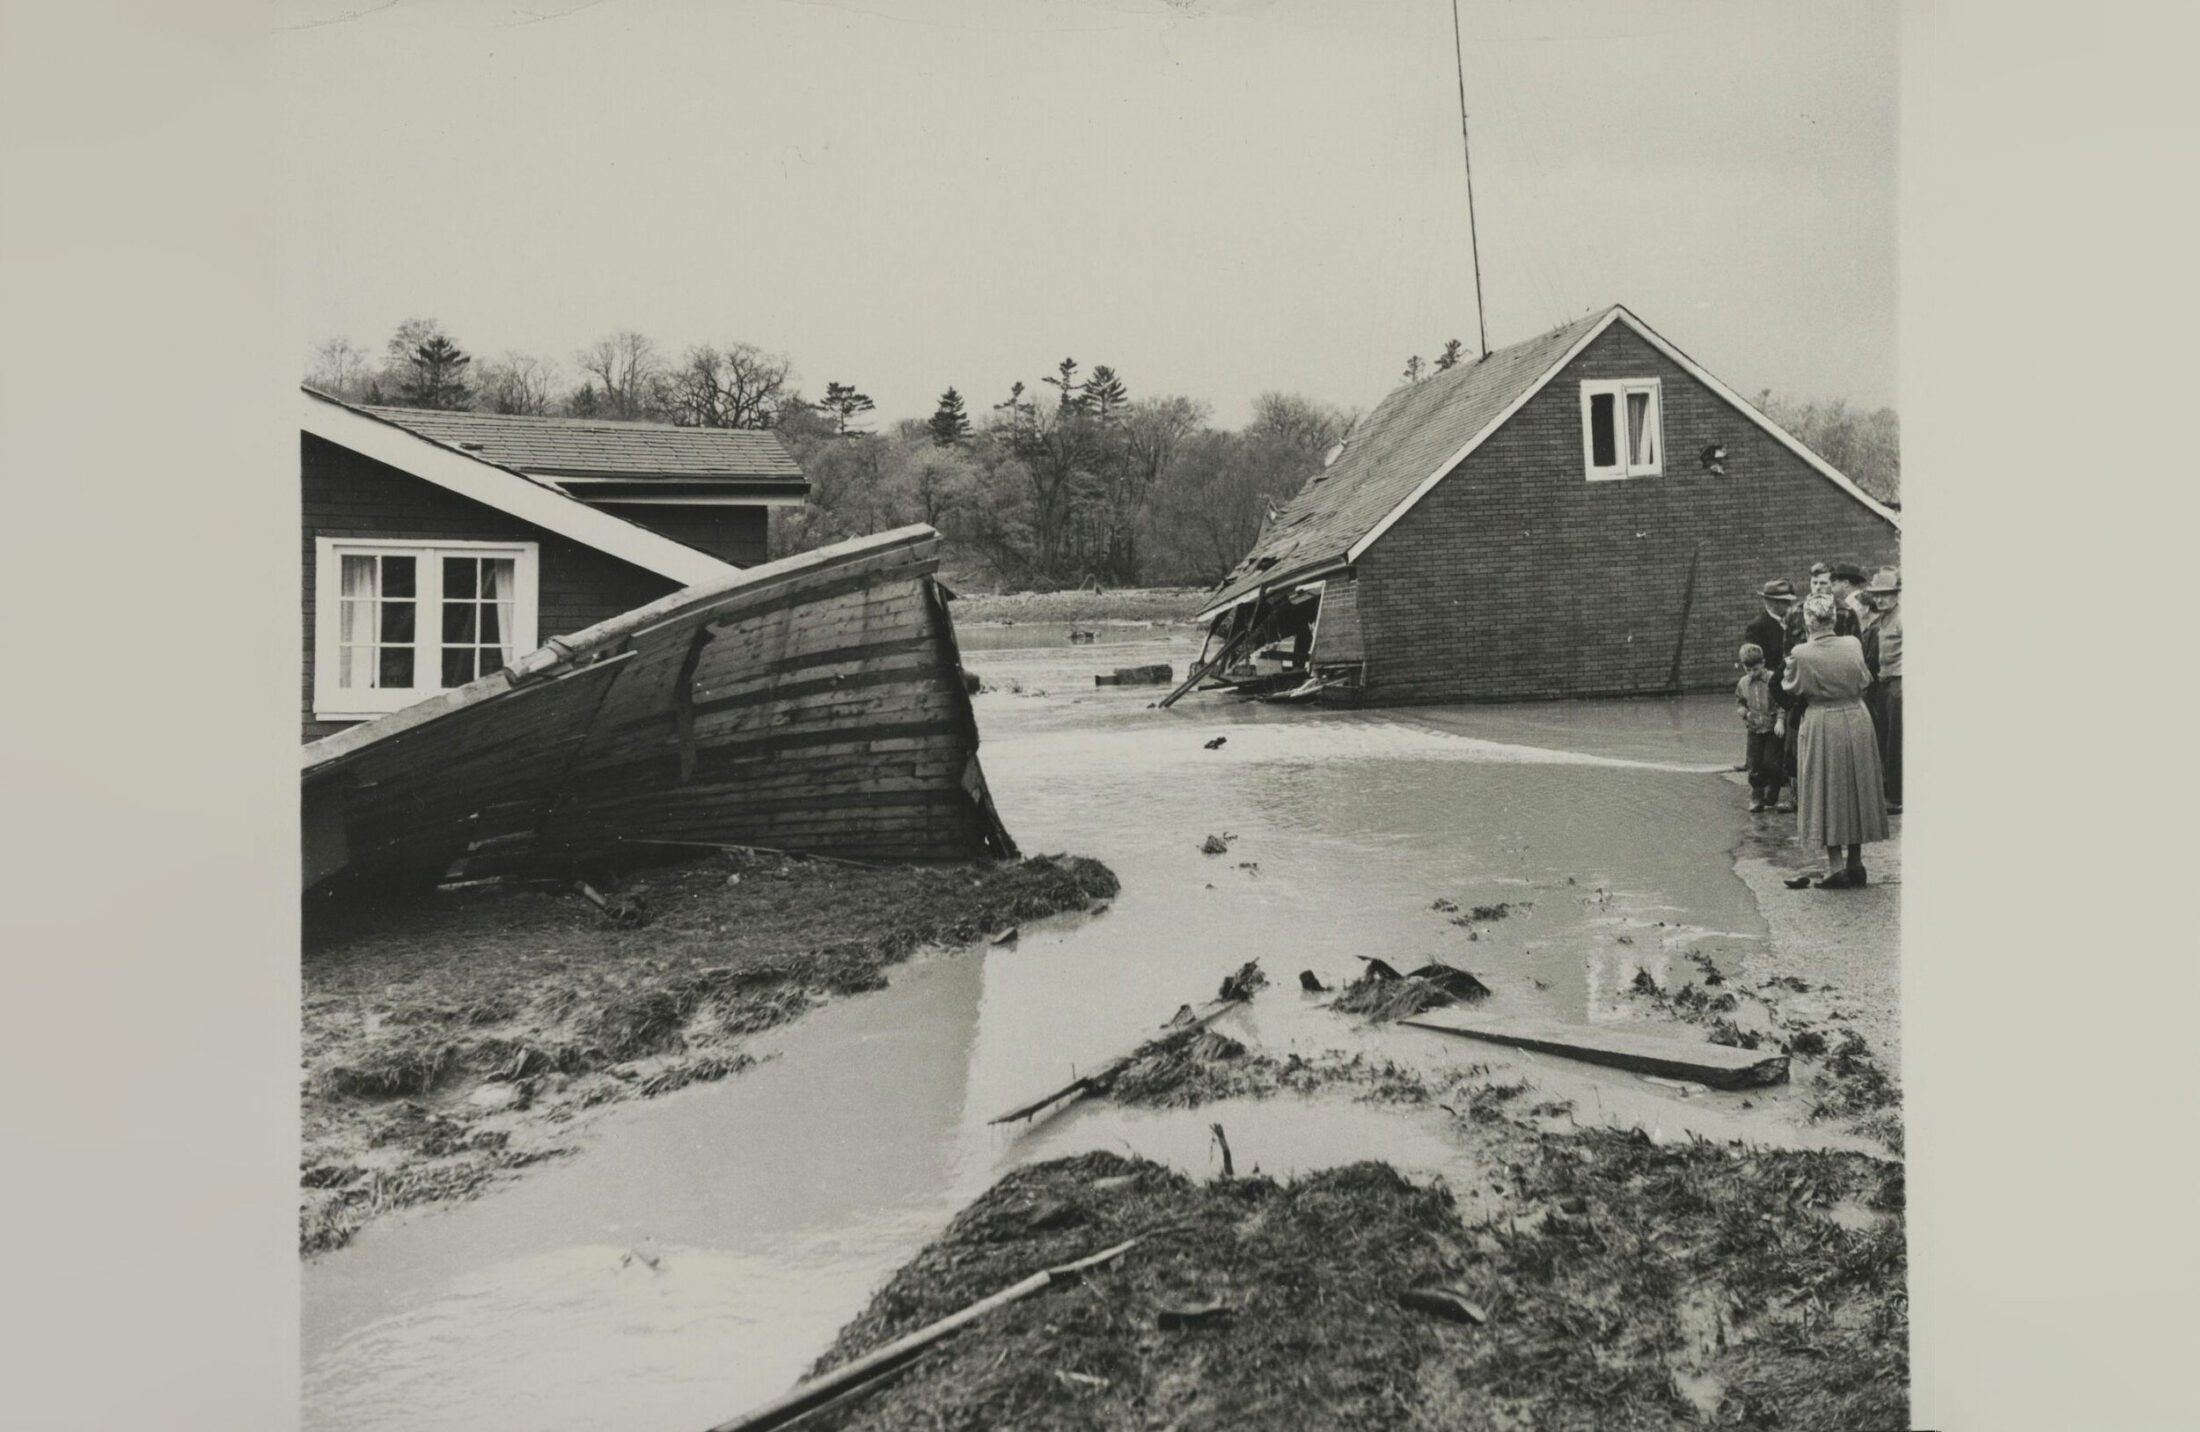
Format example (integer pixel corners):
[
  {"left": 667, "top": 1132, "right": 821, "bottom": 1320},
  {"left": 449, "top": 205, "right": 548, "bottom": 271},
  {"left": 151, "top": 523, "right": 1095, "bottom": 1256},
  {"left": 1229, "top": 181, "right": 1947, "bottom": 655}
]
[
  {"left": 475, "top": 352, "right": 559, "bottom": 415},
  {"left": 305, "top": 336, "right": 372, "bottom": 399},
  {"left": 665, "top": 342, "right": 796, "bottom": 428},
  {"left": 1246, "top": 391, "right": 1353, "bottom": 464},
  {"left": 574, "top": 331, "right": 666, "bottom": 420}
]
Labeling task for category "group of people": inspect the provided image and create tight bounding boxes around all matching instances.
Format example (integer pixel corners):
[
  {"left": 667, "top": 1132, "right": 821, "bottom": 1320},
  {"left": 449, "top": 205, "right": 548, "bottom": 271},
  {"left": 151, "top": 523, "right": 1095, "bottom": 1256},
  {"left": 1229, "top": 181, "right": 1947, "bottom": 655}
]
[{"left": 1735, "top": 560, "right": 1904, "bottom": 890}]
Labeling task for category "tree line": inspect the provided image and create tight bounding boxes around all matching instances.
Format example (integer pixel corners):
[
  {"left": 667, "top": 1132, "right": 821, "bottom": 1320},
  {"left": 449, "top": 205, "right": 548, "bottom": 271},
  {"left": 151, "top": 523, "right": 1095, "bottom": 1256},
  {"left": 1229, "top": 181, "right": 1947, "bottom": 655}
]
[
  {"left": 307, "top": 318, "right": 1352, "bottom": 585},
  {"left": 307, "top": 318, "right": 1898, "bottom": 585}
]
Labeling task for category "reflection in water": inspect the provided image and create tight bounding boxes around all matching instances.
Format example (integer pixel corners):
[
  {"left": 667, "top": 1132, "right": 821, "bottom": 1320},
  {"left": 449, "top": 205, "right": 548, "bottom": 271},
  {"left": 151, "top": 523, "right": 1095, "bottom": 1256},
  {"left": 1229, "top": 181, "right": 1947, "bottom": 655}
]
[{"left": 303, "top": 630, "right": 1816, "bottom": 1432}]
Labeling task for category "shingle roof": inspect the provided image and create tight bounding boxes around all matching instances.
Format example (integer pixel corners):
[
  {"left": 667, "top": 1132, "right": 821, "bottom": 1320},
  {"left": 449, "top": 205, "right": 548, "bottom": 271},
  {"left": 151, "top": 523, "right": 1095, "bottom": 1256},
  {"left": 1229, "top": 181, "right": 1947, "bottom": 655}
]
[
  {"left": 359, "top": 406, "right": 806, "bottom": 484},
  {"left": 1196, "top": 305, "right": 1899, "bottom": 619},
  {"left": 1201, "top": 308, "right": 1613, "bottom": 613}
]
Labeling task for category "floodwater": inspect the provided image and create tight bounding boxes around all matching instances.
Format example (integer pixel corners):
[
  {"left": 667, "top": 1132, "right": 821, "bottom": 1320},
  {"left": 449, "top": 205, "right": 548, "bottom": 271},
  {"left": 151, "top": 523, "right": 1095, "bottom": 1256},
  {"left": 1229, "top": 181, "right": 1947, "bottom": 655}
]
[{"left": 301, "top": 624, "right": 1893, "bottom": 1432}]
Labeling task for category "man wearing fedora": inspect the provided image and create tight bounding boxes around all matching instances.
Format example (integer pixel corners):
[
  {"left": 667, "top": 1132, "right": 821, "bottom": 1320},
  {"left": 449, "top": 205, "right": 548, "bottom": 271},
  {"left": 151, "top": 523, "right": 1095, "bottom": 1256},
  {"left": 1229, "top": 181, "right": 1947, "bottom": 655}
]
[
  {"left": 1742, "top": 578, "right": 1799, "bottom": 804},
  {"left": 1861, "top": 566, "right": 1903, "bottom": 812},
  {"left": 1748, "top": 579, "right": 1801, "bottom": 810}
]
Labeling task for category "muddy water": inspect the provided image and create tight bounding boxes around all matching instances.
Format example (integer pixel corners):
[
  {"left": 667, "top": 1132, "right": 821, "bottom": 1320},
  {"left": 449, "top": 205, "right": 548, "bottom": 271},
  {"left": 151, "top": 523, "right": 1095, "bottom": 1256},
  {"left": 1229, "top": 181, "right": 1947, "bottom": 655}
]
[{"left": 302, "top": 627, "right": 1879, "bottom": 1432}]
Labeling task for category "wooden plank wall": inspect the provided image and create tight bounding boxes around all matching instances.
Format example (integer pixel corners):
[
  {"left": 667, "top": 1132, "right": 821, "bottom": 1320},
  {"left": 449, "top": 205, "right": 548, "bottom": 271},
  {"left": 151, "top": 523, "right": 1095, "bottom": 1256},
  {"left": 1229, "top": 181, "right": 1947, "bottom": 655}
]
[{"left": 307, "top": 530, "right": 1015, "bottom": 885}]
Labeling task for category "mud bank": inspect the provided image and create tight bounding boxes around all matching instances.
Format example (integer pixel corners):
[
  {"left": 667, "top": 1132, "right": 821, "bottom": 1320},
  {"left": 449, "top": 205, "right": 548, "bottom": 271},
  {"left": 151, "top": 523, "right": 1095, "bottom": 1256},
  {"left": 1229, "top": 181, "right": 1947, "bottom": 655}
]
[
  {"left": 792, "top": 1126, "right": 1904, "bottom": 1432},
  {"left": 300, "top": 850, "right": 1117, "bottom": 1254}
]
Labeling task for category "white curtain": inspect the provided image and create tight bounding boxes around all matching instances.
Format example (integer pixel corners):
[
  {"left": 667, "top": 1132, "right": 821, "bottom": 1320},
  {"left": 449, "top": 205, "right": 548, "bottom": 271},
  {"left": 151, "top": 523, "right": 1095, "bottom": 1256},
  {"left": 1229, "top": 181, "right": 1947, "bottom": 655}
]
[
  {"left": 339, "top": 554, "right": 378, "bottom": 688},
  {"left": 483, "top": 558, "right": 517, "bottom": 665},
  {"left": 1626, "top": 390, "right": 1657, "bottom": 468}
]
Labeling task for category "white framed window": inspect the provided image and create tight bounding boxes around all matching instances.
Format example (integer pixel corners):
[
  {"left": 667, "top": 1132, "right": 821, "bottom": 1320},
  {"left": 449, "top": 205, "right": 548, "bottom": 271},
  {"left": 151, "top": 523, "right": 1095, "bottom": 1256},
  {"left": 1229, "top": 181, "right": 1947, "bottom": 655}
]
[
  {"left": 313, "top": 538, "right": 540, "bottom": 720},
  {"left": 1580, "top": 378, "right": 1663, "bottom": 480}
]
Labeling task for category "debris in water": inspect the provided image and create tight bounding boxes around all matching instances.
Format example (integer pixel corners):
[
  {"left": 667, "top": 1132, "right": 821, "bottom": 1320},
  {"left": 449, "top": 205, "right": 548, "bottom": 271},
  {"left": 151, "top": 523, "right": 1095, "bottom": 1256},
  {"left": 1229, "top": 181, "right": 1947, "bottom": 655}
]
[
  {"left": 1615, "top": 934, "right": 1635, "bottom": 946},
  {"left": 1298, "top": 970, "right": 1331, "bottom": 993},
  {"left": 1217, "top": 960, "right": 1267, "bottom": 1001},
  {"left": 1209, "top": 1122, "right": 1235, "bottom": 1178},
  {"left": 1331, "top": 972, "right": 1455, "bottom": 1022},
  {"left": 1203, "top": 736, "right": 1227, "bottom": 750},
  {"left": 1200, "top": 834, "right": 1231, "bottom": 855},
  {"left": 1165, "top": 1004, "right": 1197, "bottom": 1028},
  {"left": 1398, "top": 1286, "right": 1488, "bottom": 1325},
  {"left": 1357, "top": 956, "right": 1403, "bottom": 981},
  {"left": 1432, "top": 897, "right": 1459, "bottom": 913},
  {"left": 1237, "top": 861, "right": 1260, "bottom": 875},
  {"left": 1069, "top": 627, "right": 1097, "bottom": 644},
  {"left": 1468, "top": 903, "right": 1515, "bottom": 922},
  {"left": 1406, "top": 962, "right": 1492, "bottom": 1002},
  {"left": 1631, "top": 969, "right": 1661, "bottom": 996},
  {"left": 1094, "top": 664, "right": 1173, "bottom": 686}
]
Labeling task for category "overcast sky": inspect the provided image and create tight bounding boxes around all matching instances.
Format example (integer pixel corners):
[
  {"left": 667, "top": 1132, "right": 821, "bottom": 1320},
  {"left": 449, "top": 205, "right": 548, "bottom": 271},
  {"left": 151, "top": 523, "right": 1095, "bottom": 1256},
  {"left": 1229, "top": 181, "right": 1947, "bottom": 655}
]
[{"left": 272, "top": 0, "right": 1897, "bottom": 425}]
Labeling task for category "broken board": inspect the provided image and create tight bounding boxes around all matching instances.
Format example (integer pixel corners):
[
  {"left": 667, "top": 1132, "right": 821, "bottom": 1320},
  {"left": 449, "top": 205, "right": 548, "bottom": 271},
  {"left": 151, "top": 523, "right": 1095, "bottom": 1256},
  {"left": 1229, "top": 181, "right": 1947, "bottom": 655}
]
[{"left": 1401, "top": 1011, "right": 1789, "bottom": 1090}]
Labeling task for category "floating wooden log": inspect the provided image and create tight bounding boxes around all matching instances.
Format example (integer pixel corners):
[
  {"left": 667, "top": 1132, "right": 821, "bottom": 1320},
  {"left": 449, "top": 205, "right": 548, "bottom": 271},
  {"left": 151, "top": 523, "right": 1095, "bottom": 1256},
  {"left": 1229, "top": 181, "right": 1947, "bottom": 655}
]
[
  {"left": 989, "top": 989, "right": 1253, "bottom": 1125},
  {"left": 706, "top": 1238, "right": 1138, "bottom": 1432},
  {"left": 1094, "top": 663, "right": 1174, "bottom": 687},
  {"left": 1401, "top": 1011, "right": 1790, "bottom": 1090}
]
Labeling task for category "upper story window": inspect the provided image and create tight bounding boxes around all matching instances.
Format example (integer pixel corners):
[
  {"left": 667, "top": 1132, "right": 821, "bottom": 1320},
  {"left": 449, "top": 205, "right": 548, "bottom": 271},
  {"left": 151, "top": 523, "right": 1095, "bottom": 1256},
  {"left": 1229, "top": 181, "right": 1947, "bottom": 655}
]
[
  {"left": 313, "top": 538, "right": 539, "bottom": 720},
  {"left": 1580, "top": 378, "right": 1663, "bottom": 480}
]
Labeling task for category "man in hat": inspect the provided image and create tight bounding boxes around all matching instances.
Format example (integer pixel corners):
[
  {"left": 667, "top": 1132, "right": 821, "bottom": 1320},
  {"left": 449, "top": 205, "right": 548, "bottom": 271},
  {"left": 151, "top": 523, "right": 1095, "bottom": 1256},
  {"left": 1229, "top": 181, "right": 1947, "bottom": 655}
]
[
  {"left": 1861, "top": 566, "right": 1903, "bottom": 811},
  {"left": 1738, "top": 580, "right": 1798, "bottom": 774}
]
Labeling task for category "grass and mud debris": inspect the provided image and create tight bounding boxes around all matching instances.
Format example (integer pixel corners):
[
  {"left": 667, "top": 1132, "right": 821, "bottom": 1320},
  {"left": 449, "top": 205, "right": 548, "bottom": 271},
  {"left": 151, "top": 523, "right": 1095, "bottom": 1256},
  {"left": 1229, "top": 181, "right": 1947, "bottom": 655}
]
[
  {"left": 793, "top": 1126, "right": 1906, "bottom": 1432},
  {"left": 300, "top": 850, "right": 1117, "bottom": 1254}
]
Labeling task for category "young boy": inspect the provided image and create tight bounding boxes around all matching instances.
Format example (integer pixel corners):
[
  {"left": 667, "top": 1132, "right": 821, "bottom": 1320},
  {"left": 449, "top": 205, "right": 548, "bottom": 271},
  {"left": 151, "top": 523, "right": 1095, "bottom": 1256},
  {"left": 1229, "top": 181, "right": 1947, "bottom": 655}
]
[{"left": 1736, "top": 642, "right": 1783, "bottom": 812}]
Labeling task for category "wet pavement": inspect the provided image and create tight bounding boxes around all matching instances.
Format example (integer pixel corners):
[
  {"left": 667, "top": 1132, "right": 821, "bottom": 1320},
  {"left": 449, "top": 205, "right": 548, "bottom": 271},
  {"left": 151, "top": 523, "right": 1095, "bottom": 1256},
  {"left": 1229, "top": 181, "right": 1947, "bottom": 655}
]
[{"left": 300, "top": 623, "right": 1901, "bottom": 1432}]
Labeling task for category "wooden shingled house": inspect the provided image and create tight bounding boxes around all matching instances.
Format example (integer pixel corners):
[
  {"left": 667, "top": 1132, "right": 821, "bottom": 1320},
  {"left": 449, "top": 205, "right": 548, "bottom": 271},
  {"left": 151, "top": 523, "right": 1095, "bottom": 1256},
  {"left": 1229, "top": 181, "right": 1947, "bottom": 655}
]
[
  {"left": 300, "top": 390, "right": 808, "bottom": 740},
  {"left": 1188, "top": 305, "right": 1900, "bottom": 705}
]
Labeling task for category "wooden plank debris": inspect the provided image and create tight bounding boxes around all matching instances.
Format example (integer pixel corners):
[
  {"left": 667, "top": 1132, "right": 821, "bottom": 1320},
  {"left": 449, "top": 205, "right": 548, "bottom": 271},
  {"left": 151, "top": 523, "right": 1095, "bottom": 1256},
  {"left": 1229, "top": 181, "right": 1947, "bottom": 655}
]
[
  {"left": 1401, "top": 1010, "right": 1790, "bottom": 1089},
  {"left": 1094, "top": 664, "right": 1173, "bottom": 686},
  {"left": 706, "top": 1239, "right": 1138, "bottom": 1432},
  {"left": 989, "top": 978, "right": 1258, "bottom": 1126}
]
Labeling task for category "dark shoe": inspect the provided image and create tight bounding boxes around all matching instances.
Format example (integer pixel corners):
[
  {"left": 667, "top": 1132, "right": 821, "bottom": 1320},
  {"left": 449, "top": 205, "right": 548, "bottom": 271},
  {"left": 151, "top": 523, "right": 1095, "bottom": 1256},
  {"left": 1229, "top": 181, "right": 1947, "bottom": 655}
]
[
  {"left": 1814, "top": 870, "right": 1859, "bottom": 890},
  {"left": 1748, "top": 798, "right": 1766, "bottom": 813},
  {"left": 1847, "top": 866, "right": 1868, "bottom": 887},
  {"left": 1775, "top": 801, "right": 1797, "bottom": 813},
  {"left": 1783, "top": 874, "right": 1815, "bottom": 889}
]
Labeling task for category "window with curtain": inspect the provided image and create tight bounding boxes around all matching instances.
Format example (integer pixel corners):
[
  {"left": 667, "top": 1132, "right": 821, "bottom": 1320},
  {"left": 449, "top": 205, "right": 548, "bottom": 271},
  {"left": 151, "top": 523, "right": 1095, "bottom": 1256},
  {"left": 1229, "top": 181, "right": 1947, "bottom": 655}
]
[
  {"left": 1580, "top": 378, "right": 1664, "bottom": 479},
  {"left": 315, "top": 539, "right": 538, "bottom": 720}
]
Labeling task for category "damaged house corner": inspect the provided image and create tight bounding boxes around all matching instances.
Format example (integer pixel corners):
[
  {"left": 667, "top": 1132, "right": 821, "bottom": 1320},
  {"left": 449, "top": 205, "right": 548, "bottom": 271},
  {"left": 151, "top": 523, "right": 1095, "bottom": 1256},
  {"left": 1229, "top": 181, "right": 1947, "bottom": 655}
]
[{"left": 299, "top": 390, "right": 1015, "bottom": 892}]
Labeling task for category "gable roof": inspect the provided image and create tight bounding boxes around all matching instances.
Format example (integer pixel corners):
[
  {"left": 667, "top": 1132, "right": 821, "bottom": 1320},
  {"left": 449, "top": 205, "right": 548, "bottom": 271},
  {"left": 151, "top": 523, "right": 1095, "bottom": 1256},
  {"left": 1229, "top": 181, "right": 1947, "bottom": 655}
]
[
  {"left": 302, "top": 389, "right": 741, "bottom": 587},
  {"left": 357, "top": 405, "right": 809, "bottom": 503},
  {"left": 1195, "top": 305, "right": 1900, "bottom": 621}
]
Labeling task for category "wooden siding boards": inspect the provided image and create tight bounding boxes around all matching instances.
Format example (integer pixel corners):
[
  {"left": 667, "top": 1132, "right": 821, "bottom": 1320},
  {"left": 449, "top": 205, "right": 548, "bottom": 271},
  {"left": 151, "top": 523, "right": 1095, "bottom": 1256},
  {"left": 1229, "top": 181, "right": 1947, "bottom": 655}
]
[
  {"left": 303, "top": 526, "right": 1015, "bottom": 882},
  {"left": 301, "top": 434, "right": 680, "bottom": 740},
  {"left": 595, "top": 504, "right": 769, "bottom": 568},
  {"left": 1351, "top": 323, "right": 1898, "bottom": 705}
]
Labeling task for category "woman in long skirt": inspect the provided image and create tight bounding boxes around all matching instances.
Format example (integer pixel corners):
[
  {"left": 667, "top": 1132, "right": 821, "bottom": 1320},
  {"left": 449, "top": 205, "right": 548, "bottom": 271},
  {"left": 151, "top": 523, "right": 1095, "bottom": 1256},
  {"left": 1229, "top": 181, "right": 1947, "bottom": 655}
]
[{"left": 1782, "top": 594, "right": 1889, "bottom": 888}]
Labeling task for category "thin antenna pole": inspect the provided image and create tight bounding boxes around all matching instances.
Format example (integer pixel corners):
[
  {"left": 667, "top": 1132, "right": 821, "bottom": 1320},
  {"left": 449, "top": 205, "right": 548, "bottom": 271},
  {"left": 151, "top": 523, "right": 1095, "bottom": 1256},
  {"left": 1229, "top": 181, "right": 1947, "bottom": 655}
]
[{"left": 1450, "top": 0, "right": 1489, "bottom": 358}]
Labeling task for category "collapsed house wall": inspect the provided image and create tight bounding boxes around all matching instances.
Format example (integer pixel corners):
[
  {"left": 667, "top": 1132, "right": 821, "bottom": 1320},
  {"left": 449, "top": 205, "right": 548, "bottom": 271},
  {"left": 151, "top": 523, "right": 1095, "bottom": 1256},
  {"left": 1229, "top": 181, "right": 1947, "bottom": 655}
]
[{"left": 1350, "top": 324, "right": 1898, "bottom": 704}]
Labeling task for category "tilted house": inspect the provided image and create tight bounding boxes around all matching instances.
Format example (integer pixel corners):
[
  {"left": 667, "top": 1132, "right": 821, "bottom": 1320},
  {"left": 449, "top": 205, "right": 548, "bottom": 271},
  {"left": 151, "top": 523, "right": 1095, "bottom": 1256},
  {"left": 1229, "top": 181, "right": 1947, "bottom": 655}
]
[
  {"left": 1192, "top": 305, "right": 1900, "bottom": 704},
  {"left": 300, "top": 390, "right": 809, "bottom": 740}
]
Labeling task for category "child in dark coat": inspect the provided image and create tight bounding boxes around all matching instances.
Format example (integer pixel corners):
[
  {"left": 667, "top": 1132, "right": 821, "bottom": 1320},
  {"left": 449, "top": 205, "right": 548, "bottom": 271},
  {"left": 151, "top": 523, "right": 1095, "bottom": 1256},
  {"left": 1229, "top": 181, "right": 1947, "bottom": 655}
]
[{"left": 1736, "top": 643, "right": 1783, "bottom": 812}]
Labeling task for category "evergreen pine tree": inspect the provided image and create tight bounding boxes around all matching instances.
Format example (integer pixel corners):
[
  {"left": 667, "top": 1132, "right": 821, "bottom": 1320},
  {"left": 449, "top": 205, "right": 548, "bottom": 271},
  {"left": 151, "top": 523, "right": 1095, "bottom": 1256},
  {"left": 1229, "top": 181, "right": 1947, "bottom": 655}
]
[
  {"left": 1403, "top": 354, "right": 1426, "bottom": 384},
  {"left": 816, "top": 381, "right": 876, "bottom": 436},
  {"left": 1085, "top": 365, "right": 1129, "bottom": 421},
  {"left": 396, "top": 334, "right": 473, "bottom": 410},
  {"left": 927, "top": 386, "right": 972, "bottom": 446},
  {"left": 1434, "top": 339, "right": 1465, "bottom": 371}
]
